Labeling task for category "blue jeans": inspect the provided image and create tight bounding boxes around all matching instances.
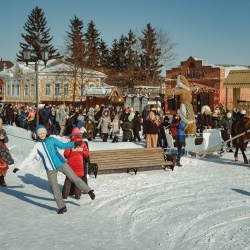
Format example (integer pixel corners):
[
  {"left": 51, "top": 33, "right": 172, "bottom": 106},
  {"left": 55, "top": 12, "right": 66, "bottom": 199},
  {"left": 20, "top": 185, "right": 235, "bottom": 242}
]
[{"left": 177, "top": 147, "right": 185, "bottom": 162}]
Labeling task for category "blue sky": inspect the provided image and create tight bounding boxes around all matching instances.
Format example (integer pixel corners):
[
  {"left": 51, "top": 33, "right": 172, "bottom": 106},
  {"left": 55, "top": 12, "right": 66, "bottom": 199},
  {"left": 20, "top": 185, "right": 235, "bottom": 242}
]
[{"left": 1, "top": 0, "right": 250, "bottom": 75}]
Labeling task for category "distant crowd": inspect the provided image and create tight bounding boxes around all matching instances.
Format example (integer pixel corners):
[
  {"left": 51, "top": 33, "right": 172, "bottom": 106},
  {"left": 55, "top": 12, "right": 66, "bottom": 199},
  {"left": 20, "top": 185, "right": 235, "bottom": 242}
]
[{"left": 0, "top": 102, "right": 247, "bottom": 150}]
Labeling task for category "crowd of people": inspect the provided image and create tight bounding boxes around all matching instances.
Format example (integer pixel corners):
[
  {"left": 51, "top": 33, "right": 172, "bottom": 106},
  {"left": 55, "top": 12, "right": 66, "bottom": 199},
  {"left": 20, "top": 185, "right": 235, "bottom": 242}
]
[{"left": 0, "top": 101, "right": 248, "bottom": 213}]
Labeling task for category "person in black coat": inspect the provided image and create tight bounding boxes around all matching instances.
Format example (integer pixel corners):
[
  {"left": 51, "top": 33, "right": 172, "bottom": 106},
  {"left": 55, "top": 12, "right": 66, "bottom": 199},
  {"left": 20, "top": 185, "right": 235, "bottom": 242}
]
[
  {"left": 159, "top": 116, "right": 171, "bottom": 148},
  {"left": 219, "top": 112, "right": 234, "bottom": 152},
  {"left": 133, "top": 111, "right": 142, "bottom": 142},
  {"left": 197, "top": 105, "right": 213, "bottom": 133},
  {"left": 39, "top": 104, "right": 52, "bottom": 127},
  {"left": 142, "top": 105, "right": 150, "bottom": 123},
  {"left": 5, "top": 104, "right": 14, "bottom": 125}
]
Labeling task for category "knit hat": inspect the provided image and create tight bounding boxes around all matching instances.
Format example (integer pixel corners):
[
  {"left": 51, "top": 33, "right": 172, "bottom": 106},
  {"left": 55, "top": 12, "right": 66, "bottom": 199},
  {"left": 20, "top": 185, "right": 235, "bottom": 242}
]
[
  {"left": 35, "top": 125, "right": 47, "bottom": 137},
  {"left": 128, "top": 115, "right": 133, "bottom": 121},
  {"left": 72, "top": 127, "right": 81, "bottom": 134}
]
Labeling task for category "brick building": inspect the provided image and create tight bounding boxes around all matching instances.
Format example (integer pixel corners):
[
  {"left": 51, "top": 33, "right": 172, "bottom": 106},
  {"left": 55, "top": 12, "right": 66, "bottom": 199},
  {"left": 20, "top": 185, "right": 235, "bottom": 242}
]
[{"left": 165, "top": 56, "right": 249, "bottom": 114}]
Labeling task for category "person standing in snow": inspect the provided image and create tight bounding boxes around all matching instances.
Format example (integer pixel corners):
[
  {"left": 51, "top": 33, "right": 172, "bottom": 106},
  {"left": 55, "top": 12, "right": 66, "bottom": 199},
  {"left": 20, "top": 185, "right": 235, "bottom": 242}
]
[
  {"left": 143, "top": 111, "right": 161, "bottom": 148},
  {"left": 122, "top": 115, "right": 134, "bottom": 142},
  {"left": 97, "top": 108, "right": 111, "bottom": 142},
  {"left": 132, "top": 111, "right": 142, "bottom": 143},
  {"left": 62, "top": 127, "right": 89, "bottom": 200},
  {"left": 0, "top": 118, "right": 14, "bottom": 186},
  {"left": 13, "top": 125, "right": 95, "bottom": 214},
  {"left": 175, "top": 122, "right": 186, "bottom": 167}
]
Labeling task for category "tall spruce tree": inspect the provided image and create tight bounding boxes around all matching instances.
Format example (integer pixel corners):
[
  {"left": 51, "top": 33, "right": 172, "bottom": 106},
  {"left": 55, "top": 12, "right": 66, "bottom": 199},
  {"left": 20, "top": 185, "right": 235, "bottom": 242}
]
[
  {"left": 109, "top": 39, "right": 120, "bottom": 71},
  {"left": 17, "top": 6, "right": 62, "bottom": 61},
  {"left": 139, "top": 23, "right": 163, "bottom": 86},
  {"left": 98, "top": 39, "right": 110, "bottom": 70},
  {"left": 65, "top": 15, "right": 86, "bottom": 68},
  {"left": 85, "top": 20, "right": 101, "bottom": 69},
  {"left": 65, "top": 15, "right": 86, "bottom": 101},
  {"left": 125, "top": 30, "right": 139, "bottom": 87}
]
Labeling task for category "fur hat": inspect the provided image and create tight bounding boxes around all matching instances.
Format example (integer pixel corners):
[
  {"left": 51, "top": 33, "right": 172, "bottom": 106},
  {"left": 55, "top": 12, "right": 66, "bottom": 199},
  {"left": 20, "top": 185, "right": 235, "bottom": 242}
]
[
  {"left": 201, "top": 105, "right": 211, "bottom": 114},
  {"left": 240, "top": 110, "right": 246, "bottom": 115},
  {"left": 35, "top": 125, "right": 47, "bottom": 137}
]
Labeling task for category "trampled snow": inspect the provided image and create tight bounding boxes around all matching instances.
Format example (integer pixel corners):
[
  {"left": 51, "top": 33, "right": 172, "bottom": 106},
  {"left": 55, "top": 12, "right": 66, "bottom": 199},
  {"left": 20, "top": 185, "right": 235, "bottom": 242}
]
[{"left": 1, "top": 125, "right": 250, "bottom": 250}]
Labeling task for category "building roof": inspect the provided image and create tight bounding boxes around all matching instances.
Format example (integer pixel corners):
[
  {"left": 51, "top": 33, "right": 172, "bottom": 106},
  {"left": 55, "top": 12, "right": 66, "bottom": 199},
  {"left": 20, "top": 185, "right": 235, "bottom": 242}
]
[
  {"left": 0, "top": 60, "right": 107, "bottom": 79},
  {"left": 223, "top": 70, "right": 250, "bottom": 88},
  {"left": 0, "top": 60, "right": 13, "bottom": 71}
]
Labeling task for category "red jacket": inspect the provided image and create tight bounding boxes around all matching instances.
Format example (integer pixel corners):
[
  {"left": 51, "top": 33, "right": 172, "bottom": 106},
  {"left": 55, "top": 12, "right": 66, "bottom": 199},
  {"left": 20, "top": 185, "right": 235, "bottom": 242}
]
[{"left": 64, "top": 135, "right": 89, "bottom": 177}]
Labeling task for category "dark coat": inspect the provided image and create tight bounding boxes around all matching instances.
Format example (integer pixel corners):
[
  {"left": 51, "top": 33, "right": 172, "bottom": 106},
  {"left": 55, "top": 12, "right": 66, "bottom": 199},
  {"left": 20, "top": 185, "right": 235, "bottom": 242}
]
[
  {"left": 219, "top": 116, "right": 233, "bottom": 140},
  {"left": 5, "top": 106, "right": 14, "bottom": 122},
  {"left": 142, "top": 108, "right": 149, "bottom": 123},
  {"left": 133, "top": 115, "right": 141, "bottom": 131},
  {"left": 39, "top": 107, "right": 52, "bottom": 124},
  {"left": 143, "top": 118, "right": 160, "bottom": 135},
  {"left": 197, "top": 114, "right": 213, "bottom": 131},
  {"left": 122, "top": 120, "right": 133, "bottom": 140},
  {"left": 212, "top": 116, "right": 220, "bottom": 128}
]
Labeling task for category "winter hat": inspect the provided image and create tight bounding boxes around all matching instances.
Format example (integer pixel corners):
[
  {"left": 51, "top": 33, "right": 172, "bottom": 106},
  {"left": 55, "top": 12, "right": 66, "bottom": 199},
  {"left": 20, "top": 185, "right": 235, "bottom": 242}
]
[
  {"left": 72, "top": 127, "right": 81, "bottom": 134},
  {"left": 128, "top": 115, "right": 133, "bottom": 121},
  {"left": 226, "top": 112, "right": 232, "bottom": 118},
  {"left": 201, "top": 105, "right": 211, "bottom": 114},
  {"left": 35, "top": 125, "right": 47, "bottom": 137},
  {"left": 240, "top": 110, "right": 246, "bottom": 115},
  {"left": 158, "top": 109, "right": 164, "bottom": 115},
  {"left": 135, "top": 111, "right": 140, "bottom": 116}
]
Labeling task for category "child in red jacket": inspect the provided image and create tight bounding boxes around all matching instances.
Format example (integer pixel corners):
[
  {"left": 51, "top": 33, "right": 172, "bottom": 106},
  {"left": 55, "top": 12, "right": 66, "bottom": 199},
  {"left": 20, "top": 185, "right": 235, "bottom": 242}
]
[{"left": 62, "top": 127, "right": 89, "bottom": 199}]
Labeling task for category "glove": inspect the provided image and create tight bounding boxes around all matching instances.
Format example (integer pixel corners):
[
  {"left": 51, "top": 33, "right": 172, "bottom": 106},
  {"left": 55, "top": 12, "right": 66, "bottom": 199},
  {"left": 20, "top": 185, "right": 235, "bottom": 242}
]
[
  {"left": 13, "top": 168, "right": 19, "bottom": 173},
  {"left": 74, "top": 141, "right": 82, "bottom": 148}
]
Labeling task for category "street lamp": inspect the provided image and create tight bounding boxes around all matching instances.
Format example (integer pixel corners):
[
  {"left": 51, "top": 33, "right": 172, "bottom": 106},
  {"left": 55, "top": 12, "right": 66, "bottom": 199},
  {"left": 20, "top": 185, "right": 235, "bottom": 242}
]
[{"left": 22, "top": 48, "right": 49, "bottom": 126}]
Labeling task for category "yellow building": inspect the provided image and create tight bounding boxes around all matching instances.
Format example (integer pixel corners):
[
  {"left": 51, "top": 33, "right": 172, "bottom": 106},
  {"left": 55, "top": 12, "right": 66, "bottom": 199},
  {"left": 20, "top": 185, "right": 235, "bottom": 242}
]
[{"left": 0, "top": 59, "right": 107, "bottom": 105}]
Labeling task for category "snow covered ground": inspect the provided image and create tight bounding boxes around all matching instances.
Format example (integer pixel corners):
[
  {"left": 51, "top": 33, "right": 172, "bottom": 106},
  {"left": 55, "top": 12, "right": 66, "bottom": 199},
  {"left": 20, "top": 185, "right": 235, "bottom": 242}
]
[{"left": 1, "top": 125, "right": 250, "bottom": 250}]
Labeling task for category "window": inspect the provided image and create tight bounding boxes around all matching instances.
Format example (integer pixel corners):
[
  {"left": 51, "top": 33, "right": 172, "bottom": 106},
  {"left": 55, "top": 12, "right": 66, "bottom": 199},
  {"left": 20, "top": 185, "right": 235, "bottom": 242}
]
[
  {"left": 64, "top": 83, "right": 69, "bottom": 96},
  {"left": 24, "top": 84, "right": 28, "bottom": 96},
  {"left": 55, "top": 83, "right": 60, "bottom": 96},
  {"left": 16, "top": 84, "right": 20, "bottom": 96},
  {"left": 30, "top": 82, "right": 35, "bottom": 97},
  {"left": 12, "top": 84, "right": 15, "bottom": 96},
  {"left": 45, "top": 84, "right": 51, "bottom": 96},
  {"left": 7, "top": 83, "right": 10, "bottom": 96}
]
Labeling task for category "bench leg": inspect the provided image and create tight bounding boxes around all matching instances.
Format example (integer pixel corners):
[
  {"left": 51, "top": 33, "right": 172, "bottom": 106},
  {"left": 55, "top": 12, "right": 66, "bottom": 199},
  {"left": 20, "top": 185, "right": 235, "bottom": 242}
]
[
  {"left": 127, "top": 168, "right": 138, "bottom": 175},
  {"left": 89, "top": 163, "right": 98, "bottom": 178}
]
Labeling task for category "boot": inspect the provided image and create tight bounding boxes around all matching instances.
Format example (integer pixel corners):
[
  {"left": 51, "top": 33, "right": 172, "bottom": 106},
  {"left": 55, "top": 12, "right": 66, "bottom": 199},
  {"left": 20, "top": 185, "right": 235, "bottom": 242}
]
[
  {"left": 88, "top": 190, "right": 95, "bottom": 200},
  {"left": 112, "top": 137, "right": 116, "bottom": 143},
  {"left": 0, "top": 176, "right": 6, "bottom": 187},
  {"left": 116, "top": 137, "right": 119, "bottom": 143},
  {"left": 58, "top": 206, "right": 67, "bottom": 214},
  {"left": 176, "top": 162, "right": 182, "bottom": 167}
]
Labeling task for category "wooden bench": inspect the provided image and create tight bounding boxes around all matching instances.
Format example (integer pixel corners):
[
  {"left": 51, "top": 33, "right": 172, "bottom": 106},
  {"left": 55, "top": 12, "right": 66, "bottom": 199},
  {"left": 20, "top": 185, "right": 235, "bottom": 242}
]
[{"left": 88, "top": 147, "right": 176, "bottom": 178}]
